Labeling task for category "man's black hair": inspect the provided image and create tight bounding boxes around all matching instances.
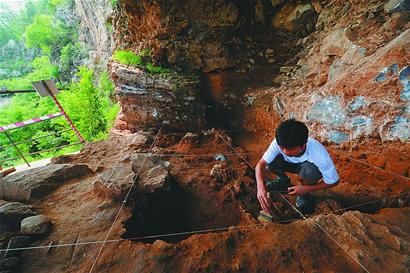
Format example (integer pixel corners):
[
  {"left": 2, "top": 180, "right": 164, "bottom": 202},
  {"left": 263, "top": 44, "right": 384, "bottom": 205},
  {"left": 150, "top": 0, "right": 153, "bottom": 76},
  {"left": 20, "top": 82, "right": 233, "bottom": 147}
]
[{"left": 275, "top": 119, "right": 308, "bottom": 148}]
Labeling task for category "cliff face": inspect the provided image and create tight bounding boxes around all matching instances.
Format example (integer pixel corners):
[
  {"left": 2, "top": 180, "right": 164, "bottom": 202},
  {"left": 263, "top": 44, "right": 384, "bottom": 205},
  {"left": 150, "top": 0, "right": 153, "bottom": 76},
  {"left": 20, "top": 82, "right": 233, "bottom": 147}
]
[
  {"left": 110, "top": 62, "right": 205, "bottom": 131},
  {"left": 75, "top": 0, "right": 114, "bottom": 69}
]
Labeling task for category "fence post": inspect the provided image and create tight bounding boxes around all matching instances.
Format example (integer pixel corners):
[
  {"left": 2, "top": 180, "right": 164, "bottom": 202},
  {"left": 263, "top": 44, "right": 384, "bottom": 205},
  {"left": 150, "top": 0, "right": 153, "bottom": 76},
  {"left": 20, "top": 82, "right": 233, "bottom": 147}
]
[
  {"left": 4, "top": 131, "right": 30, "bottom": 167},
  {"left": 40, "top": 80, "right": 85, "bottom": 143}
]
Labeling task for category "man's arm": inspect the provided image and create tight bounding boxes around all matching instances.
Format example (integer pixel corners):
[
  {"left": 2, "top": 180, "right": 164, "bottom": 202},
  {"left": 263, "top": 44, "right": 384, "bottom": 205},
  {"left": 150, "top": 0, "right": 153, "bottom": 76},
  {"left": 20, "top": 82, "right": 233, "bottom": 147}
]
[
  {"left": 288, "top": 180, "right": 339, "bottom": 196},
  {"left": 255, "top": 158, "right": 272, "bottom": 214}
]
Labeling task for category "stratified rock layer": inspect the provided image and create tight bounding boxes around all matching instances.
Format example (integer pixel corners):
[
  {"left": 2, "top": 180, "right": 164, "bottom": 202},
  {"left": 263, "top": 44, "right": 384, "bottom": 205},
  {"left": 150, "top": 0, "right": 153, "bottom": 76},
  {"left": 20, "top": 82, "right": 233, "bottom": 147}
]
[{"left": 111, "top": 62, "right": 205, "bottom": 131}]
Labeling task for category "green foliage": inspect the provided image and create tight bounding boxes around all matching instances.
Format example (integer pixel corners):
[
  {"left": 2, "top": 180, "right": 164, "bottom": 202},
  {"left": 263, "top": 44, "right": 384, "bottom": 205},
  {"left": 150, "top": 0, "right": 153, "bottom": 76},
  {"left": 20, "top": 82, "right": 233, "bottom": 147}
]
[
  {"left": 105, "top": 22, "right": 113, "bottom": 33},
  {"left": 145, "top": 63, "right": 171, "bottom": 74},
  {"left": 56, "top": 67, "right": 118, "bottom": 142},
  {"left": 0, "top": 0, "right": 119, "bottom": 168},
  {"left": 50, "top": 0, "right": 71, "bottom": 7},
  {"left": 111, "top": 0, "right": 118, "bottom": 8},
  {"left": 0, "top": 68, "right": 119, "bottom": 167},
  {"left": 113, "top": 50, "right": 142, "bottom": 66},
  {"left": 59, "top": 42, "right": 86, "bottom": 80},
  {"left": 113, "top": 49, "right": 171, "bottom": 74},
  {"left": 0, "top": 56, "right": 58, "bottom": 89},
  {"left": 25, "top": 14, "right": 59, "bottom": 54}
]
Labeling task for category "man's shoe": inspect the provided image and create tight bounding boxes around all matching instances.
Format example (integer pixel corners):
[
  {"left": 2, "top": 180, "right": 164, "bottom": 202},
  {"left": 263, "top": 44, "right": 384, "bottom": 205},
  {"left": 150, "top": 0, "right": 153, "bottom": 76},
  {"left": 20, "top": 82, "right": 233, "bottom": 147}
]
[
  {"left": 296, "top": 194, "right": 316, "bottom": 215},
  {"left": 265, "top": 176, "right": 291, "bottom": 192}
]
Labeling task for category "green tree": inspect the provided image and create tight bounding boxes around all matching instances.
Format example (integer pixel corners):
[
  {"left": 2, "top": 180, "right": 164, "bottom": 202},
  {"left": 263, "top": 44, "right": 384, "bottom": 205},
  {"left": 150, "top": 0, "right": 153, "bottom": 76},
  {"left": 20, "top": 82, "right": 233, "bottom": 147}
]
[
  {"left": 57, "top": 67, "right": 118, "bottom": 142},
  {"left": 25, "top": 14, "right": 59, "bottom": 54}
]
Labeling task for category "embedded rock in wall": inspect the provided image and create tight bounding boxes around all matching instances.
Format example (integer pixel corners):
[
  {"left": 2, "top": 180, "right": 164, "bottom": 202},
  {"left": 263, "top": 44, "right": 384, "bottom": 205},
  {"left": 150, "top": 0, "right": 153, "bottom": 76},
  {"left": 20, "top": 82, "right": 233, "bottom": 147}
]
[
  {"left": 75, "top": 0, "right": 114, "bottom": 68},
  {"left": 131, "top": 154, "right": 170, "bottom": 193},
  {"left": 111, "top": 62, "right": 205, "bottom": 131},
  {"left": 272, "top": 2, "right": 318, "bottom": 34}
]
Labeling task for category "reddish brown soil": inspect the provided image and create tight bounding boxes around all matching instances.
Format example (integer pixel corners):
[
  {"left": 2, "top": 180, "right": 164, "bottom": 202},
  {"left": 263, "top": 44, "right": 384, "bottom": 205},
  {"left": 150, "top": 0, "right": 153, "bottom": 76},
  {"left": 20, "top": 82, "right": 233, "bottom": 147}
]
[{"left": 19, "top": 129, "right": 410, "bottom": 273}]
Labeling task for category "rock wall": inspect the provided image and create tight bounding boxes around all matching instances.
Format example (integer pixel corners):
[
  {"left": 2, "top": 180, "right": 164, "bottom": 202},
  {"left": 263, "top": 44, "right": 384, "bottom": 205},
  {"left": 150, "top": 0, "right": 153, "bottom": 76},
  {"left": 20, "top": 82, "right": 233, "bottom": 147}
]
[
  {"left": 109, "top": 0, "right": 409, "bottom": 141},
  {"left": 243, "top": 0, "right": 410, "bottom": 144},
  {"left": 111, "top": 63, "right": 205, "bottom": 131},
  {"left": 75, "top": 0, "right": 115, "bottom": 68},
  {"left": 113, "top": 0, "right": 240, "bottom": 72},
  {"left": 110, "top": 0, "right": 319, "bottom": 130}
]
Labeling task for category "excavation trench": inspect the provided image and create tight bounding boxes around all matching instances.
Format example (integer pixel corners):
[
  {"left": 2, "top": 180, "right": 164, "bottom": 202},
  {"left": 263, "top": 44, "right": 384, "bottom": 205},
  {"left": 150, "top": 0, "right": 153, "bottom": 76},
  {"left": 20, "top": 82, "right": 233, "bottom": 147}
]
[
  {"left": 121, "top": 131, "right": 410, "bottom": 244},
  {"left": 122, "top": 172, "right": 410, "bottom": 245},
  {"left": 122, "top": 179, "right": 243, "bottom": 243}
]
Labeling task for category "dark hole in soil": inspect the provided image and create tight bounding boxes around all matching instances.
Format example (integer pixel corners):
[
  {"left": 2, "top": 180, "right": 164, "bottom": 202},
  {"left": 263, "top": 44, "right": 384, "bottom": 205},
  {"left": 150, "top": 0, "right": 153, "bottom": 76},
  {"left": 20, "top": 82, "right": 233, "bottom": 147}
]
[{"left": 122, "top": 180, "right": 242, "bottom": 243}]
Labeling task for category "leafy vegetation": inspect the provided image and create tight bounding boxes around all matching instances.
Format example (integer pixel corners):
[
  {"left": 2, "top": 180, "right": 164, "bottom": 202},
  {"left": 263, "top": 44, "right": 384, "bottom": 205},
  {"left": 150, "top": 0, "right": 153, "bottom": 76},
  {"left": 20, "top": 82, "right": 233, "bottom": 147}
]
[
  {"left": 113, "top": 50, "right": 142, "bottom": 66},
  {"left": 113, "top": 49, "right": 171, "bottom": 74},
  {"left": 0, "top": 0, "right": 119, "bottom": 168}
]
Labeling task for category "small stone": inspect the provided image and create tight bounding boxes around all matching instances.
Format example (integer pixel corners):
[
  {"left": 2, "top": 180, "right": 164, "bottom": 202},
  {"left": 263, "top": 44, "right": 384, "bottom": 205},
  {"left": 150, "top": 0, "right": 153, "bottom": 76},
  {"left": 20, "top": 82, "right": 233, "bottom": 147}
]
[
  {"left": 20, "top": 215, "right": 51, "bottom": 235},
  {"left": 98, "top": 201, "right": 113, "bottom": 209},
  {"left": 129, "top": 133, "right": 149, "bottom": 148},
  {"left": 272, "top": 74, "right": 288, "bottom": 84},
  {"left": 265, "top": 48, "right": 274, "bottom": 54},
  {"left": 279, "top": 66, "right": 293, "bottom": 74}
]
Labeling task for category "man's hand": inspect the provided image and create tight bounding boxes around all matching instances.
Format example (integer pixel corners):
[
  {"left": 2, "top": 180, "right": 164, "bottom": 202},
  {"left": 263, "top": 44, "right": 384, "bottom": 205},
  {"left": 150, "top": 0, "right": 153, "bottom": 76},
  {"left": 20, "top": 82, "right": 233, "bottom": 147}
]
[
  {"left": 288, "top": 185, "right": 309, "bottom": 196},
  {"left": 255, "top": 158, "right": 273, "bottom": 214},
  {"left": 288, "top": 181, "right": 339, "bottom": 196},
  {"left": 257, "top": 185, "right": 272, "bottom": 214}
]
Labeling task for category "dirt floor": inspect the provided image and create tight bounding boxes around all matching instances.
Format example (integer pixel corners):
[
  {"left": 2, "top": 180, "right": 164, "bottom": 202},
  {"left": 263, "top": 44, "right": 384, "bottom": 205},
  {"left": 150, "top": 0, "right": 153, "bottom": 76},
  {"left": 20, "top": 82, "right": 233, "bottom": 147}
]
[{"left": 17, "top": 128, "right": 410, "bottom": 273}]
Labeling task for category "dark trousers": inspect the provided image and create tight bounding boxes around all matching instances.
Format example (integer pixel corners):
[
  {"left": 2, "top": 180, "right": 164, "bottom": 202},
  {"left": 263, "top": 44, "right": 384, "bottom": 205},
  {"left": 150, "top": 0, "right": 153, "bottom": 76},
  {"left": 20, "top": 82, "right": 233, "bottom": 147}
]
[{"left": 267, "top": 155, "right": 322, "bottom": 185}]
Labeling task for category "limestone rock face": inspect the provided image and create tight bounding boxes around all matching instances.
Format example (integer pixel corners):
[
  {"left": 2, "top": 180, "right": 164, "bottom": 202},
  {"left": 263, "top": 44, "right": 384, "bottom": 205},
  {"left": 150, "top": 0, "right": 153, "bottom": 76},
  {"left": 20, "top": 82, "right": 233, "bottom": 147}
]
[
  {"left": 75, "top": 0, "right": 114, "bottom": 68},
  {"left": 0, "top": 164, "right": 92, "bottom": 202},
  {"left": 111, "top": 63, "right": 205, "bottom": 131}
]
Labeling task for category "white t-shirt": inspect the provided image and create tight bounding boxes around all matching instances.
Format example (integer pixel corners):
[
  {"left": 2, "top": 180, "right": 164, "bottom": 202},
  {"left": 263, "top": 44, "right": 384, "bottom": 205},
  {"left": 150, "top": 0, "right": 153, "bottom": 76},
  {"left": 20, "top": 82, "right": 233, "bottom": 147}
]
[{"left": 262, "top": 137, "right": 339, "bottom": 184}]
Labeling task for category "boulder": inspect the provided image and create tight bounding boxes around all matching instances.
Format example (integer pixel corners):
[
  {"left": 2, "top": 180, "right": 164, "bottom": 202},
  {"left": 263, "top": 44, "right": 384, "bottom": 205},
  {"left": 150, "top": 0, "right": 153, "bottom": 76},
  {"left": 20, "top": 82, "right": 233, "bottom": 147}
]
[
  {"left": 92, "top": 163, "right": 134, "bottom": 201},
  {"left": 0, "top": 202, "right": 35, "bottom": 232},
  {"left": 131, "top": 155, "right": 171, "bottom": 193},
  {"left": 20, "top": 215, "right": 51, "bottom": 235},
  {"left": 0, "top": 164, "right": 92, "bottom": 202}
]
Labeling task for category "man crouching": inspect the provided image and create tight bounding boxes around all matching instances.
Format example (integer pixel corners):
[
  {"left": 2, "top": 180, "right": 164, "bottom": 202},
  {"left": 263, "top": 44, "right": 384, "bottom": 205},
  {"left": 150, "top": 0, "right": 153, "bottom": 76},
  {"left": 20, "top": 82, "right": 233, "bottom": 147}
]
[{"left": 255, "top": 119, "right": 339, "bottom": 215}]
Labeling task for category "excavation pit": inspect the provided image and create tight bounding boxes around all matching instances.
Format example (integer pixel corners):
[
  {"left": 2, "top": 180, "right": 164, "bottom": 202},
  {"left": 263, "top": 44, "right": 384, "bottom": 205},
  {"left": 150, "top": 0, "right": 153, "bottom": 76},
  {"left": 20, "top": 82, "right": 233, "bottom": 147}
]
[{"left": 122, "top": 180, "right": 243, "bottom": 244}]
